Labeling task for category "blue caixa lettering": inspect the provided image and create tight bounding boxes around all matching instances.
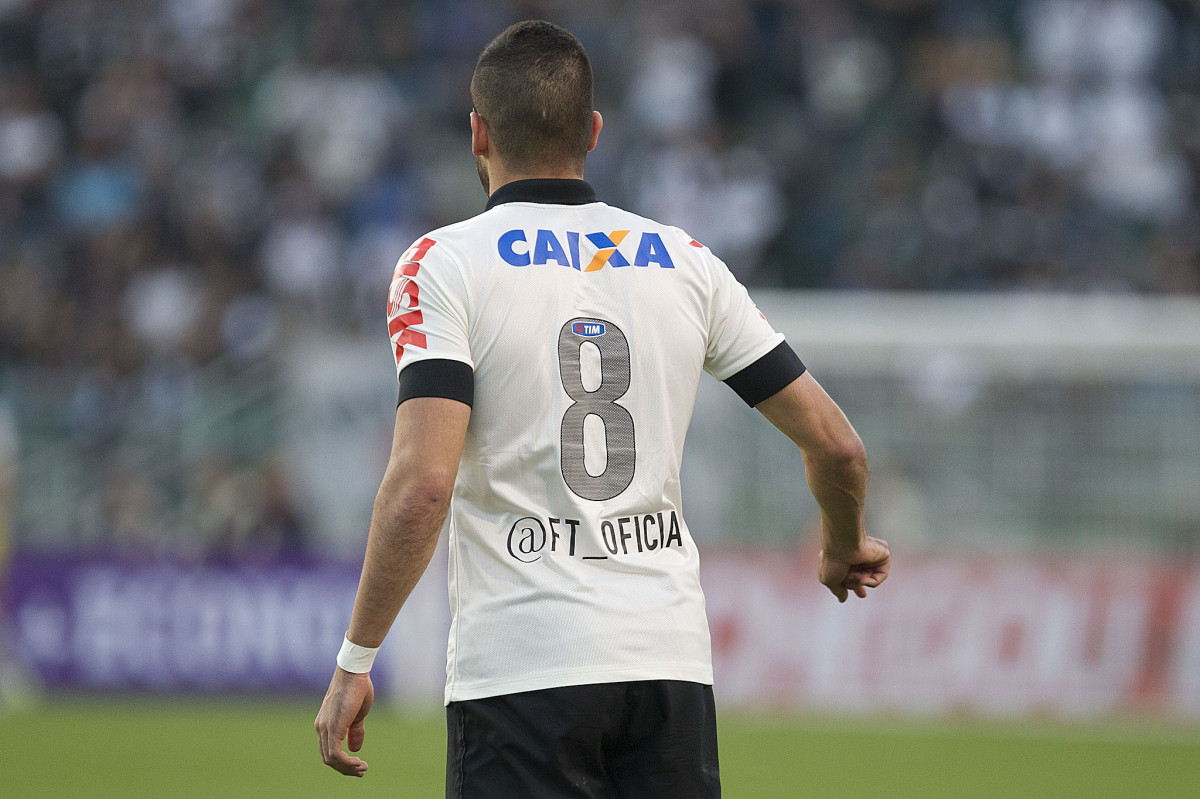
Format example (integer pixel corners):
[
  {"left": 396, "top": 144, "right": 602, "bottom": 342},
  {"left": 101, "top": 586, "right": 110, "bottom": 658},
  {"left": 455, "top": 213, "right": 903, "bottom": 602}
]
[{"left": 498, "top": 229, "right": 675, "bottom": 270}]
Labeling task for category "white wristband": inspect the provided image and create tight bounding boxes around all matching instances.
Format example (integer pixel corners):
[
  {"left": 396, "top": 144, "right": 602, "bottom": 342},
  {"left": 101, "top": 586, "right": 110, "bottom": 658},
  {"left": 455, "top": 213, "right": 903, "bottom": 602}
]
[{"left": 336, "top": 634, "right": 380, "bottom": 674}]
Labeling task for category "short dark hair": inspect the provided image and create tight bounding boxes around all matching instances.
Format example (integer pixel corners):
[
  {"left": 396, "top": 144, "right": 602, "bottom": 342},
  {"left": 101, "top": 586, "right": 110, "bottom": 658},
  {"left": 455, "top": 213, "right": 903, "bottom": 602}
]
[{"left": 470, "top": 21, "right": 594, "bottom": 173}]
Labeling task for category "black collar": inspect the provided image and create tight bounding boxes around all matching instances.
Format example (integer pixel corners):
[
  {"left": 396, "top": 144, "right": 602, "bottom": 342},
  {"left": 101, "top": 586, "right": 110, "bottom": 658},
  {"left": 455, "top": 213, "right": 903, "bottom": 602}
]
[{"left": 485, "top": 178, "right": 598, "bottom": 211}]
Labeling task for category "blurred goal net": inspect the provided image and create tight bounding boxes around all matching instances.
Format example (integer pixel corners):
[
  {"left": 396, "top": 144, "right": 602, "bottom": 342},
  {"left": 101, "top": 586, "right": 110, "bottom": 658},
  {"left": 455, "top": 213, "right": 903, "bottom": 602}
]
[
  {"left": 7, "top": 291, "right": 1200, "bottom": 557},
  {"left": 682, "top": 291, "right": 1200, "bottom": 553}
]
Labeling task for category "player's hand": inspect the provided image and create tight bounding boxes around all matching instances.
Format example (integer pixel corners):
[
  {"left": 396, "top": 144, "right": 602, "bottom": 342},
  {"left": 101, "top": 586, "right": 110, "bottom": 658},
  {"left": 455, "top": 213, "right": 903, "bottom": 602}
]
[
  {"left": 315, "top": 667, "right": 375, "bottom": 777},
  {"left": 819, "top": 536, "right": 890, "bottom": 603}
]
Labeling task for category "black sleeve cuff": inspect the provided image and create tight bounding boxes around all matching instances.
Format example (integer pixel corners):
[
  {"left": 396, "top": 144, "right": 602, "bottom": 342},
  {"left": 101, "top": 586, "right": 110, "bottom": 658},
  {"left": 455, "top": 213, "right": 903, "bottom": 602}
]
[
  {"left": 397, "top": 359, "right": 474, "bottom": 407},
  {"left": 723, "top": 341, "right": 806, "bottom": 406}
]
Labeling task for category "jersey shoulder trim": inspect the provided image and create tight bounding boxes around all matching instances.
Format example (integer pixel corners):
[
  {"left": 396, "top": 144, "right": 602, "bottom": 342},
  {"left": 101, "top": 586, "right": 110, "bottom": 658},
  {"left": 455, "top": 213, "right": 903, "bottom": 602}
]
[
  {"left": 724, "top": 341, "right": 806, "bottom": 406},
  {"left": 398, "top": 358, "right": 474, "bottom": 407}
]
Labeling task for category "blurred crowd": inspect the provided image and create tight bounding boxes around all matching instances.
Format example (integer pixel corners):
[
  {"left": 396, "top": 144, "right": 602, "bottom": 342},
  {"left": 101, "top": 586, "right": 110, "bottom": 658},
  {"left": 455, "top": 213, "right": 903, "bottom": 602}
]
[{"left": 0, "top": 0, "right": 1198, "bottom": 556}]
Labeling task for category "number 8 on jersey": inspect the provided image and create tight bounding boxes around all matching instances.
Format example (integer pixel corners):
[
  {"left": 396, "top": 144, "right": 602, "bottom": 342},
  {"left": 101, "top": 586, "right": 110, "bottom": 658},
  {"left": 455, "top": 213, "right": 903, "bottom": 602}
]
[{"left": 557, "top": 317, "right": 636, "bottom": 501}]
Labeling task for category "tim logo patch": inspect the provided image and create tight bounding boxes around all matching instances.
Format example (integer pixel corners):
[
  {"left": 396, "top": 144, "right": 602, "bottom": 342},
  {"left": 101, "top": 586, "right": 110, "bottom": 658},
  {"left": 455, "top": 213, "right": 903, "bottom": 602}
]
[{"left": 572, "top": 321, "right": 606, "bottom": 337}]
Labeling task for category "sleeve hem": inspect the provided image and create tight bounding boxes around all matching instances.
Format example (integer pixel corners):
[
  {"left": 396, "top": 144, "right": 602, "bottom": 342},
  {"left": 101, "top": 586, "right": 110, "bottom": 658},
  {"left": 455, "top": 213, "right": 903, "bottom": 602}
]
[
  {"left": 723, "top": 341, "right": 806, "bottom": 407},
  {"left": 708, "top": 330, "right": 785, "bottom": 382},
  {"left": 397, "top": 359, "right": 474, "bottom": 407}
]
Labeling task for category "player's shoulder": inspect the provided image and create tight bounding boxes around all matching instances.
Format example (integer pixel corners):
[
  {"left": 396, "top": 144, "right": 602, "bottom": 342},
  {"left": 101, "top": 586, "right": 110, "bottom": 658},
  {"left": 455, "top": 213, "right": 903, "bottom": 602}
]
[
  {"left": 405, "top": 204, "right": 547, "bottom": 262},
  {"left": 412, "top": 216, "right": 480, "bottom": 250},
  {"left": 580, "top": 203, "right": 724, "bottom": 272},
  {"left": 394, "top": 216, "right": 485, "bottom": 276},
  {"left": 595, "top": 203, "right": 698, "bottom": 244}
]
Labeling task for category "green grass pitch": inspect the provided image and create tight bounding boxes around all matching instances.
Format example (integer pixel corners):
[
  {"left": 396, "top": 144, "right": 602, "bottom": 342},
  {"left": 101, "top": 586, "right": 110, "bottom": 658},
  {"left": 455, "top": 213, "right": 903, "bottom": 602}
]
[{"left": 2, "top": 698, "right": 1198, "bottom": 797}]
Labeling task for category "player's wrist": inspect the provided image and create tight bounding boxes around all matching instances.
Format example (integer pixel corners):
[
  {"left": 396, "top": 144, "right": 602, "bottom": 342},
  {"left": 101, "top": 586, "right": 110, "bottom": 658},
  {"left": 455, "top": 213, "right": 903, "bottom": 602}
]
[
  {"left": 821, "top": 532, "right": 867, "bottom": 561},
  {"left": 336, "top": 634, "right": 380, "bottom": 674}
]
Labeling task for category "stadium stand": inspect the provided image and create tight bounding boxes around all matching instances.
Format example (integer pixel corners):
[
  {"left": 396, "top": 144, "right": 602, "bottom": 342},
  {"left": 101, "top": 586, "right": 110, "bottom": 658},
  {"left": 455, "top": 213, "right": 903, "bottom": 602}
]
[{"left": 0, "top": 0, "right": 1197, "bottom": 556}]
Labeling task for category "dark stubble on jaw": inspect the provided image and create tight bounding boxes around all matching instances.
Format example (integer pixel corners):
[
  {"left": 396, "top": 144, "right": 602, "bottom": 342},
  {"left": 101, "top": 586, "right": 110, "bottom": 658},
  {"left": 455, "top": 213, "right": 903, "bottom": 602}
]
[{"left": 475, "top": 154, "right": 490, "bottom": 195}]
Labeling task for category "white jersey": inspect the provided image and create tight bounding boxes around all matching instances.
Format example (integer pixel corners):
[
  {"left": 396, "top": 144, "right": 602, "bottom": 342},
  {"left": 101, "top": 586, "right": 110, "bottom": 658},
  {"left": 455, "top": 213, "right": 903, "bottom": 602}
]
[{"left": 386, "top": 180, "right": 800, "bottom": 703}]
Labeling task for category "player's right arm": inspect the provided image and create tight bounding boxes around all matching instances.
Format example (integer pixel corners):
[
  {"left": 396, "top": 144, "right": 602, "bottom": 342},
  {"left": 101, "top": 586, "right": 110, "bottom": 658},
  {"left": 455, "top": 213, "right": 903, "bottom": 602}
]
[
  {"left": 315, "top": 396, "right": 469, "bottom": 777},
  {"left": 755, "top": 373, "right": 889, "bottom": 602},
  {"left": 316, "top": 233, "right": 474, "bottom": 776}
]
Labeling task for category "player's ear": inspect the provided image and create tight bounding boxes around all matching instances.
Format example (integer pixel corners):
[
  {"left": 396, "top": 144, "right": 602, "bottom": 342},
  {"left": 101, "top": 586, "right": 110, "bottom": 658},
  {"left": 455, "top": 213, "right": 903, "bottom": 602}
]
[
  {"left": 471, "top": 111, "right": 489, "bottom": 157},
  {"left": 587, "top": 111, "right": 602, "bottom": 153}
]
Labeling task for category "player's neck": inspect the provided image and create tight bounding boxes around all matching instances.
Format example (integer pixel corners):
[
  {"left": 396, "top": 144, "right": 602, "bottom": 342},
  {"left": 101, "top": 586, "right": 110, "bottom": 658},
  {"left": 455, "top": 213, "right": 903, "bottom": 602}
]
[{"left": 487, "top": 167, "right": 586, "bottom": 196}]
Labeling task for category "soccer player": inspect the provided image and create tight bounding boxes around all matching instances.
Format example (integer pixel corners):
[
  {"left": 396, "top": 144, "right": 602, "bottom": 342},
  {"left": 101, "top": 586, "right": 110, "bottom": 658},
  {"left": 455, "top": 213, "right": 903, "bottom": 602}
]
[{"left": 315, "top": 20, "right": 889, "bottom": 796}]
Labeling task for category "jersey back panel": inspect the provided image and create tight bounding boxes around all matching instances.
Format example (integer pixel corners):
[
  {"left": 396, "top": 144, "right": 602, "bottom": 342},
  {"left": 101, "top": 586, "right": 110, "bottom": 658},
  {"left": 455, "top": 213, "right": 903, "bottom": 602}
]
[{"left": 387, "top": 199, "right": 783, "bottom": 702}]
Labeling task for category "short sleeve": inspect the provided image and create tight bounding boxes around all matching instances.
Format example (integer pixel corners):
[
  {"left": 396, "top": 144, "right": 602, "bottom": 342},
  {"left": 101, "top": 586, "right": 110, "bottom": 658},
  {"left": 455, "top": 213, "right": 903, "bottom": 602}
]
[
  {"left": 702, "top": 252, "right": 806, "bottom": 406},
  {"left": 702, "top": 255, "right": 785, "bottom": 381},
  {"left": 387, "top": 235, "right": 474, "bottom": 402}
]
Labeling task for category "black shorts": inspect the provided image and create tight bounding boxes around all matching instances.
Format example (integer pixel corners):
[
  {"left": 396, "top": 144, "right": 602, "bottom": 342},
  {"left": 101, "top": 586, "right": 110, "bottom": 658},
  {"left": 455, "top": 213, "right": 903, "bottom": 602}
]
[{"left": 445, "top": 679, "right": 720, "bottom": 798}]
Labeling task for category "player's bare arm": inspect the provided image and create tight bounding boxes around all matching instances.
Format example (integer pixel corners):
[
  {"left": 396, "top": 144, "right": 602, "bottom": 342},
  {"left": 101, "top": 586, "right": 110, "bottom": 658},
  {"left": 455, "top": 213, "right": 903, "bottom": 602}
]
[
  {"left": 315, "top": 396, "right": 470, "bottom": 777},
  {"left": 755, "top": 372, "right": 889, "bottom": 602}
]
